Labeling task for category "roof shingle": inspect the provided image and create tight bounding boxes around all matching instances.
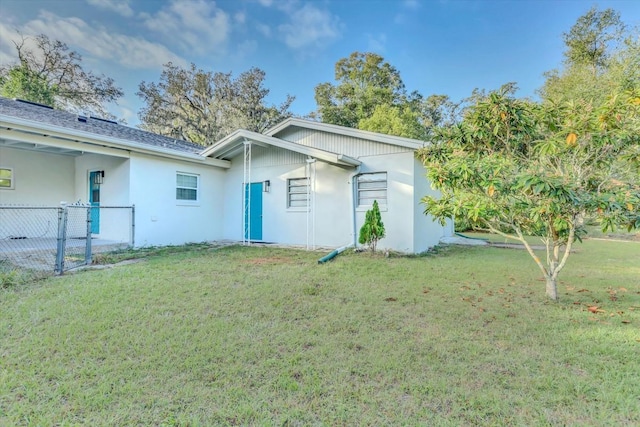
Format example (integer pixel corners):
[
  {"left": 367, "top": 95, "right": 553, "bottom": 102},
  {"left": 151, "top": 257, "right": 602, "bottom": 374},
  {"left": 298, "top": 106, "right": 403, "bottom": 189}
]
[{"left": 0, "top": 97, "right": 204, "bottom": 154}]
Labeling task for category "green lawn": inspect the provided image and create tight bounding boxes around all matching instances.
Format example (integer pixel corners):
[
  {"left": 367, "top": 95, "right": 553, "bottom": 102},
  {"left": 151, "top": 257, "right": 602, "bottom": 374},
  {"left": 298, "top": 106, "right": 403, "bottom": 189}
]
[{"left": 1, "top": 241, "right": 639, "bottom": 426}]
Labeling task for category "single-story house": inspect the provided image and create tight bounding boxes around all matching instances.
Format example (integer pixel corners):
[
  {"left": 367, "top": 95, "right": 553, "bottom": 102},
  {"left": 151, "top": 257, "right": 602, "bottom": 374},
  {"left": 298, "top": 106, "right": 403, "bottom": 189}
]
[{"left": 0, "top": 97, "right": 453, "bottom": 253}]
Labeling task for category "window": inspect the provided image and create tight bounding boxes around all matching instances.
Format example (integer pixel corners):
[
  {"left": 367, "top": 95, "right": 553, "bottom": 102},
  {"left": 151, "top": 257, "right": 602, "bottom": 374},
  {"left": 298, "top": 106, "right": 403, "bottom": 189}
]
[
  {"left": 287, "top": 177, "right": 309, "bottom": 208},
  {"left": 176, "top": 173, "right": 198, "bottom": 201},
  {"left": 357, "top": 172, "right": 387, "bottom": 207},
  {"left": 0, "top": 168, "right": 14, "bottom": 189}
]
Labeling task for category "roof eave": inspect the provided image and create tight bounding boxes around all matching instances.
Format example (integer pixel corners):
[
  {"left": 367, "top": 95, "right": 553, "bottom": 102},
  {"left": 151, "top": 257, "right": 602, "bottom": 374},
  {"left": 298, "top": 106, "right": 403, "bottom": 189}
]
[
  {"left": 265, "top": 117, "right": 425, "bottom": 150},
  {"left": 1, "top": 114, "right": 230, "bottom": 168},
  {"left": 203, "top": 129, "right": 361, "bottom": 168}
]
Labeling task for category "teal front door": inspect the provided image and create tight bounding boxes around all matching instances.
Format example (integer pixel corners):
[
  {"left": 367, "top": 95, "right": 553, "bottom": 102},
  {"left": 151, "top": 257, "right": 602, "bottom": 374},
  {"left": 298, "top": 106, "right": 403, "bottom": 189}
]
[
  {"left": 89, "top": 171, "right": 101, "bottom": 234},
  {"left": 244, "top": 182, "right": 263, "bottom": 241}
]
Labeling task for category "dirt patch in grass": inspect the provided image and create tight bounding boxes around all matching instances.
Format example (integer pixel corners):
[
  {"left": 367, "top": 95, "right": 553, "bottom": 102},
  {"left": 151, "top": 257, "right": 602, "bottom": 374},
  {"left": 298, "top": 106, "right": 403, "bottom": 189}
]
[
  {"left": 488, "top": 242, "right": 546, "bottom": 250},
  {"left": 242, "top": 256, "right": 294, "bottom": 265}
]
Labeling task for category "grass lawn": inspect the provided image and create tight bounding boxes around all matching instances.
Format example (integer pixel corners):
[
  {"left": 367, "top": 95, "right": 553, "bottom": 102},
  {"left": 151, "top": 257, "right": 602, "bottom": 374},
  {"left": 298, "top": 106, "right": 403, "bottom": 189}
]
[{"left": 1, "top": 240, "right": 639, "bottom": 426}]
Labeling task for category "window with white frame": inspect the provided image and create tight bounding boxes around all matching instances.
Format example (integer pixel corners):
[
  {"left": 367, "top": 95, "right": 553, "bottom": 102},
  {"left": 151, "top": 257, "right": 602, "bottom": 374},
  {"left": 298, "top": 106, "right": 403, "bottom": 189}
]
[
  {"left": 0, "top": 168, "right": 14, "bottom": 189},
  {"left": 287, "top": 177, "right": 309, "bottom": 208},
  {"left": 357, "top": 172, "right": 387, "bottom": 207},
  {"left": 176, "top": 172, "right": 199, "bottom": 201}
]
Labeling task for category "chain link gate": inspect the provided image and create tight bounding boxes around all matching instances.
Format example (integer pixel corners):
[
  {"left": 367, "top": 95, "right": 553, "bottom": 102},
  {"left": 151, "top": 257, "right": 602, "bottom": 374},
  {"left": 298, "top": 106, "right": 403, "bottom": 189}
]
[{"left": 0, "top": 204, "right": 135, "bottom": 278}]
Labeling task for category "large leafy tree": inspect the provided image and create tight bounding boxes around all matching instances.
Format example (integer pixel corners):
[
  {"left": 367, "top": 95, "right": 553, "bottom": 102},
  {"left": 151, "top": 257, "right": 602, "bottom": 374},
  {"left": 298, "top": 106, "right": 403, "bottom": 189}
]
[
  {"left": 419, "top": 7, "right": 639, "bottom": 301},
  {"left": 540, "top": 7, "right": 631, "bottom": 102},
  {"left": 0, "top": 34, "right": 123, "bottom": 119},
  {"left": 562, "top": 7, "right": 625, "bottom": 75},
  {"left": 137, "top": 63, "right": 294, "bottom": 146},
  {"left": 314, "top": 52, "right": 406, "bottom": 128},
  {"left": 358, "top": 104, "right": 426, "bottom": 140},
  {"left": 315, "top": 51, "right": 456, "bottom": 140},
  {"left": 358, "top": 93, "right": 458, "bottom": 140},
  {"left": 418, "top": 85, "right": 639, "bottom": 300},
  {"left": 540, "top": 7, "right": 639, "bottom": 189}
]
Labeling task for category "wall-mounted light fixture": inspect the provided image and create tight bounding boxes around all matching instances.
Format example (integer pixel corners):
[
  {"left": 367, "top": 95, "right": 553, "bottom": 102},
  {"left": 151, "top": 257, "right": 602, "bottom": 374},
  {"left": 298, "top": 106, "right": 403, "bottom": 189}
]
[
  {"left": 92, "top": 170, "right": 105, "bottom": 185},
  {"left": 263, "top": 180, "right": 270, "bottom": 193}
]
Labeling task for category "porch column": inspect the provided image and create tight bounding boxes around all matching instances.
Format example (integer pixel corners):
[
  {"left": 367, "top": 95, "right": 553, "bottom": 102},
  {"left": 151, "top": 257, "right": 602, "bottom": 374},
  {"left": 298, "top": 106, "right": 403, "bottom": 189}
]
[
  {"left": 306, "top": 158, "right": 316, "bottom": 250},
  {"left": 242, "top": 140, "right": 252, "bottom": 246}
]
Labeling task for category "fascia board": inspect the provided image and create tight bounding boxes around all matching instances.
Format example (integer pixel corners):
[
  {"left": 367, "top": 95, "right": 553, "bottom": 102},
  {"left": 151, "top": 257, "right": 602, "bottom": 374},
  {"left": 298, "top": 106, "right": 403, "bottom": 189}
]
[
  {"left": 204, "top": 129, "right": 360, "bottom": 167},
  {"left": 200, "top": 130, "right": 269, "bottom": 158},
  {"left": 1, "top": 128, "right": 130, "bottom": 158},
  {"left": 1, "top": 115, "right": 230, "bottom": 168}
]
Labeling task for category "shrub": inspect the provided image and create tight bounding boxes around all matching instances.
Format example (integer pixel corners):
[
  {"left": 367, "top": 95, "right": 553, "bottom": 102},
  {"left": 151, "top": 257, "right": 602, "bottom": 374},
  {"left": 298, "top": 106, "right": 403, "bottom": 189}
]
[{"left": 358, "top": 200, "right": 386, "bottom": 253}]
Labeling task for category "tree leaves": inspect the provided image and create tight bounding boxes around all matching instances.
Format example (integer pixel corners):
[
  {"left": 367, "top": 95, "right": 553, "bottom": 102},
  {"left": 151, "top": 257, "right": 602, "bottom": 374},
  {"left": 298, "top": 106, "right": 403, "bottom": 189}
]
[
  {"left": 137, "top": 64, "right": 294, "bottom": 145},
  {"left": 417, "top": 81, "right": 639, "bottom": 300},
  {"left": 0, "top": 34, "right": 123, "bottom": 119},
  {"left": 315, "top": 51, "right": 457, "bottom": 139}
]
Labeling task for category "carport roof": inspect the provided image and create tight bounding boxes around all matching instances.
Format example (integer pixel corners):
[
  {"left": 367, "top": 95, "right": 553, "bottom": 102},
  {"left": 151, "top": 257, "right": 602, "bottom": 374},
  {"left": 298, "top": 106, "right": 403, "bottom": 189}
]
[
  {"left": 0, "top": 97, "right": 203, "bottom": 154},
  {"left": 0, "top": 97, "right": 229, "bottom": 167},
  {"left": 201, "top": 129, "right": 361, "bottom": 167}
]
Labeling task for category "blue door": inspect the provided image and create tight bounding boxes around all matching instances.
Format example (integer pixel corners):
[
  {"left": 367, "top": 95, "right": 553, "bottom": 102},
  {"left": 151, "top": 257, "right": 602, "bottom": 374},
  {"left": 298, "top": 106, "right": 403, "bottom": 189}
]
[
  {"left": 244, "top": 182, "right": 263, "bottom": 241},
  {"left": 89, "top": 171, "right": 101, "bottom": 234}
]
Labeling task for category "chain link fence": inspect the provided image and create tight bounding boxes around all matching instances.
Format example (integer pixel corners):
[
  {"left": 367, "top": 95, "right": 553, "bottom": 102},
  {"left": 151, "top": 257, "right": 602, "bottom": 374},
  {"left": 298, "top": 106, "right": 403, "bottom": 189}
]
[{"left": 0, "top": 204, "right": 134, "bottom": 283}]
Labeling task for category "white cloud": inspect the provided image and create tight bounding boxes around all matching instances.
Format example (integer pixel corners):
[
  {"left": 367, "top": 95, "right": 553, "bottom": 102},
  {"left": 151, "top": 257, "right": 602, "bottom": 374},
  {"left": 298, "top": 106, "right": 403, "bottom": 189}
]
[
  {"left": 403, "top": 0, "right": 421, "bottom": 9},
  {"left": 256, "top": 23, "right": 271, "bottom": 37},
  {"left": 366, "top": 33, "right": 387, "bottom": 53},
  {"left": 0, "top": 25, "right": 22, "bottom": 66},
  {"left": 86, "top": 0, "right": 134, "bottom": 17},
  {"left": 395, "top": 0, "right": 421, "bottom": 24},
  {"left": 142, "top": 0, "right": 230, "bottom": 55},
  {"left": 1, "top": 12, "right": 187, "bottom": 70},
  {"left": 257, "top": 0, "right": 274, "bottom": 6},
  {"left": 235, "top": 11, "right": 246, "bottom": 24},
  {"left": 235, "top": 39, "right": 258, "bottom": 58},
  {"left": 112, "top": 103, "right": 135, "bottom": 124},
  {"left": 278, "top": 3, "right": 342, "bottom": 49}
]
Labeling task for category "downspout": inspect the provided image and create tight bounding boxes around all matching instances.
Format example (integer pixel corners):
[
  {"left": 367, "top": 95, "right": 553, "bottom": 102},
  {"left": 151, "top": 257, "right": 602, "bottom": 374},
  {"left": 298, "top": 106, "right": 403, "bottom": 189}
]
[
  {"left": 318, "top": 163, "right": 360, "bottom": 264},
  {"left": 318, "top": 243, "right": 353, "bottom": 264},
  {"left": 350, "top": 165, "right": 362, "bottom": 248}
]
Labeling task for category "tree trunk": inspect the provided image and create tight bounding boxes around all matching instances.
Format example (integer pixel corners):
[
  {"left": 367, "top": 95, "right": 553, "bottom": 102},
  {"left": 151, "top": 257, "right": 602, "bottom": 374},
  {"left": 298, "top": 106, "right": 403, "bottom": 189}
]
[{"left": 546, "top": 276, "right": 558, "bottom": 301}]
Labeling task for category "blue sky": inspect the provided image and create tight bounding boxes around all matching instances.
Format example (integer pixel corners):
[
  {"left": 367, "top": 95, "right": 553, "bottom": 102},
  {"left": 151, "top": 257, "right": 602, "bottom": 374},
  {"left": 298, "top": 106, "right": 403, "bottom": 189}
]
[{"left": 1, "top": 0, "right": 638, "bottom": 125}]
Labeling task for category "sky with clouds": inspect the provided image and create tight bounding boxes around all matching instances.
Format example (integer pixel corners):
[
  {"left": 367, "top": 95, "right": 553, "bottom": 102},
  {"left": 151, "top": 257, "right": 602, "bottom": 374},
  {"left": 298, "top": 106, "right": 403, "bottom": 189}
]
[{"left": 0, "top": 0, "right": 638, "bottom": 125}]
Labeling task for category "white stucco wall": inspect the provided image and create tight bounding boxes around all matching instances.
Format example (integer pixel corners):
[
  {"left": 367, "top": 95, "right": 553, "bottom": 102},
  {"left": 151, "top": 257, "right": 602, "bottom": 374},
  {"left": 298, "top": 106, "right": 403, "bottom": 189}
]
[
  {"left": 129, "top": 153, "right": 226, "bottom": 247},
  {"left": 412, "top": 158, "right": 452, "bottom": 253},
  {"left": 74, "top": 154, "right": 130, "bottom": 206},
  {"left": 0, "top": 147, "right": 75, "bottom": 239},
  {"left": 353, "top": 151, "right": 417, "bottom": 253},
  {"left": 0, "top": 146, "right": 75, "bottom": 205},
  {"left": 219, "top": 147, "right": 449, "bottom": 253},
  {"left": 1, "top": 129, "right": 449, "bottom": 251},
  {"left": 72, "top": 154, "right": 131, "bottom": 242},
  {"left": 221, "top": 150, "right": 354, "bottom": 247}
]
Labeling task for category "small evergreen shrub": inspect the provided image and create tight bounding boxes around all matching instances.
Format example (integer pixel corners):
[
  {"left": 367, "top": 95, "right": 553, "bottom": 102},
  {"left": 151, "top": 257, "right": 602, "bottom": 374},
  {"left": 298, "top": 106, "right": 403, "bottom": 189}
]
[{"left": 358, "top": 200, "right": 386, "bottom": 253}]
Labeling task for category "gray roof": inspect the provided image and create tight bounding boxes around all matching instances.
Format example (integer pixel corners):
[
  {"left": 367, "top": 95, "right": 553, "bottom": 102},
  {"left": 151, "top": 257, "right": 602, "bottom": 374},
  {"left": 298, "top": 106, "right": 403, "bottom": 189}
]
[{"left": 0, "top": 97, "right": 204, "bottom": 154}]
